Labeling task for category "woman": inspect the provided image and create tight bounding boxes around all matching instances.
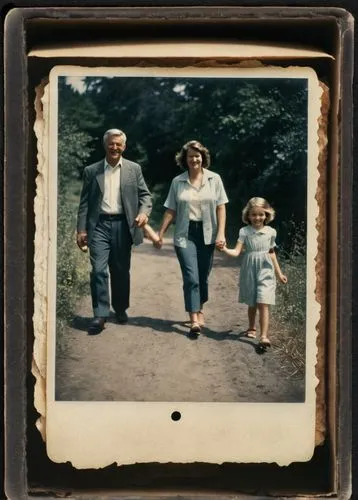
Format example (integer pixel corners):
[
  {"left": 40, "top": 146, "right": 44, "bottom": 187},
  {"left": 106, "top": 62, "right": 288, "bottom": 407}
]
[{"left": 157, "top": 140, "right": 228, "bottom": 336}]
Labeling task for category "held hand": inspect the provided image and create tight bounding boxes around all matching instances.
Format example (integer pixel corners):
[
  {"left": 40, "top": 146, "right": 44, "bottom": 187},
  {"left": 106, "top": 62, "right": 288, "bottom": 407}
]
[
  {"left": 215, "top": 232, "right": 226, "bottom": 250},
  {"left": 215, "top": 238, "right": 226, "bottom": 251},
  {"left": 279, "top": 274, "right": 288, "bottom": 284},
  {"left": 135, "top": 213, "right": 148, "bottom": 228},
  {"left": 153, "top": 237, "right": 163, "bottom": 249},
  {"left": 76, "top": 232, "right": 88, "bottom": 252}
]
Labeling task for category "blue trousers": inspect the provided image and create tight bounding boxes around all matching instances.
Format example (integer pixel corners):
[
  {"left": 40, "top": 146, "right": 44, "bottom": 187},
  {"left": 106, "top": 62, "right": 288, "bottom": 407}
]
[
  {"left": 89, "top": 215, "right": 132, "bottom": 317},
  {"left": 175, "top": 221, "right": 215, "bottom": 313}
]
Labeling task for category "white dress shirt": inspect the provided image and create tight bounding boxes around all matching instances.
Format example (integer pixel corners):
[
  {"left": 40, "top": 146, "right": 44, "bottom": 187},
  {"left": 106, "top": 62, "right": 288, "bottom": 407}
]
[{"left": 100, "top": 158, "right": 123, "bottom": 214}]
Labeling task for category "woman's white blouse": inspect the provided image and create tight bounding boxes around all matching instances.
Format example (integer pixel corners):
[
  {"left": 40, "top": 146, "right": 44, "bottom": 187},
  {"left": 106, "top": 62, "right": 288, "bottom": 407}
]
[{"left": 164, "top": 169, "right": 228, "bottom": 248}]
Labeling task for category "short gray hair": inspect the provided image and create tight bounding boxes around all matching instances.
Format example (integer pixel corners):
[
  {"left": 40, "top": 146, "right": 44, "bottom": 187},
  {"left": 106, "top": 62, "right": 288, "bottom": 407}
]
[{"left": 103, "top": 129, "right": 127, "bottom": 145}]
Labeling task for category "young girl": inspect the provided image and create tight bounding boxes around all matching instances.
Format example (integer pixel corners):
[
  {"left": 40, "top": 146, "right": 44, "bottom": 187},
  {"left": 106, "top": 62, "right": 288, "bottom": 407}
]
[{"left": 221, "top": 197, "right": 287, "bottom": 348}]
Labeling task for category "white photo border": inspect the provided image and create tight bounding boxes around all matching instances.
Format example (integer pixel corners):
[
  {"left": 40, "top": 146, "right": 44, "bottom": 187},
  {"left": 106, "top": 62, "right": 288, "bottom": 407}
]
[{"left": 37, "top": 65, "right": 321, "bottom": 468}]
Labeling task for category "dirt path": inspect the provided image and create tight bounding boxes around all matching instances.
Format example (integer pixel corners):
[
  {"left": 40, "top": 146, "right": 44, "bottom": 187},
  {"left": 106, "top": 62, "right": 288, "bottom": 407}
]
[{"left": 56, "top": 240, "right": 304, "bottom": 402}]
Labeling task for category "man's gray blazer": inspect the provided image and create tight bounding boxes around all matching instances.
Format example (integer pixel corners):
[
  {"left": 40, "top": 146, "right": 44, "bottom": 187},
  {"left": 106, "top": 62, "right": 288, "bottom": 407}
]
[{"left": 77, "top": 158, "right": 152, "bottom": 246}]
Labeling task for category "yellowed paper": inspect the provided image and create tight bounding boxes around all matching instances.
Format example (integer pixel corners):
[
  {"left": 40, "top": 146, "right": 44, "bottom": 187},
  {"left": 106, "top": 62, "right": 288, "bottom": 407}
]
[
  {"left": 34, "top": 64, "right": 322, "bottom": 468},
  {"left": 28, "top": 40, "right": 333, "bottom": 60},
  {"left": 33, "top": 80, "right": 50, "bottom": 442}
]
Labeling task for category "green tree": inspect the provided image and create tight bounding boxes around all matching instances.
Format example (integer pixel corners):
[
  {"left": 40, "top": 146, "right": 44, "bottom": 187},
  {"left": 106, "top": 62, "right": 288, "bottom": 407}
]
[
  {"left": 66, "top": 75, "right": 308, "bottom": 246},
  {"left": 56, "top": 79, "right": 95, "bottom": 342}
]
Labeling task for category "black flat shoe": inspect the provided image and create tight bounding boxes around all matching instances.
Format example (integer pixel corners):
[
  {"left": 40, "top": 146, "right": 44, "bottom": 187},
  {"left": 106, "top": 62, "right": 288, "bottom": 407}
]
[
  {"left": 116, "top": 311, "right": 128, "bottom": 324},
  {"left": 189, "top": 322, "right": 201, "bottom": 337},
  {"left": 88, "top": 317, "right": 106, "bottom": 335}
]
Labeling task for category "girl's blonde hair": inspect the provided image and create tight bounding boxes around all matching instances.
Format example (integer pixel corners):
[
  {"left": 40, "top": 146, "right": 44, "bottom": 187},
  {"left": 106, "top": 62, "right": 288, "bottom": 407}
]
[
  {"left": 175, "top": 140, "right": 211, "bottom": 170},
  {"left": 242, "top": 197, "right": 275, "bottom": 224}
]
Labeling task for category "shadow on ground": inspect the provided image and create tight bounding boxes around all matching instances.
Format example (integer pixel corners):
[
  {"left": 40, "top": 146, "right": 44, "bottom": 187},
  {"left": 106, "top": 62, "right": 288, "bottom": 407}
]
[{"left": 71, "top": 313, "right": 268, "bottom": 354}]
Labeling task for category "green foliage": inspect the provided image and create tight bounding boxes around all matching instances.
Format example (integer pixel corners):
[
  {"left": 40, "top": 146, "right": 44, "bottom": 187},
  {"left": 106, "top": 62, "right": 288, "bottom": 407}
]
[
  {"left": 56, "top": 196, "right": 89, "bottom": 346},
  {"left": 58, "top": 77, "right": 101, "bottom": 184},
  {"left": 271, "top": 222, "right": 306, "bottom": 379},
  {"left": 56, "top": 78, "right": 97, "bottom": 344},
  {"left": 72, "top": 75, "right": 307, "bottom": 250},
  {"left": 59, "top": 77, "right": 103, "bottom": 132},
  {"left": 58, "top": 118, "right": 94, "bottom": 191}
]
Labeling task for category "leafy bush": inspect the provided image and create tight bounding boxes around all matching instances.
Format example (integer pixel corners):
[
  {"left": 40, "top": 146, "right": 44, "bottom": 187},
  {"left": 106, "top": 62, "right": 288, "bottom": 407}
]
[
  {"left": 58, "top": 119, "right": 93, "bottom": 193},
  {"left": 56, "top": 89, "right": 94, "bottom": 347},
  {"left": 56, "top": 195, "right": 89, "bottom": 347}
]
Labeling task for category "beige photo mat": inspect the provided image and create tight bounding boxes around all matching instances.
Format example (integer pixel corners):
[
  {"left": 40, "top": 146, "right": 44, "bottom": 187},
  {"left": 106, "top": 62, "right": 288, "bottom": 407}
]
[{"left": 33, "top": 63, "right": 323, "bottom": 468}]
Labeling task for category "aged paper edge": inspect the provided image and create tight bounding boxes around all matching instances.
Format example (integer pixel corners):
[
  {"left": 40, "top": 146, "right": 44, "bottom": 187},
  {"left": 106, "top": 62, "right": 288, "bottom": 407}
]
[
  {"left": 33, "top": 63, "right": 323, "bottom": 468},
  {"left": 28, "top": 40, "right": 334, "bottom": 59}
]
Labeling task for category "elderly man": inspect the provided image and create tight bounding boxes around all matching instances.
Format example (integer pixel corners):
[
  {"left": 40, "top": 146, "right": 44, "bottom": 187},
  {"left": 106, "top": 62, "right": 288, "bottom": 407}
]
[{"left": 77, "top": 129, "right": 152, "bottom": 334}]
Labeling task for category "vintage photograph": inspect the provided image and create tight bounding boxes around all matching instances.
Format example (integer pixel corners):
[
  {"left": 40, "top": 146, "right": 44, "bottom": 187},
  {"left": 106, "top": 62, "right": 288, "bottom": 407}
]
[
  {"left": 52, "top": 68, "right": 309, "bottom": 403},
  {"left": 35, "top": 64, "right": 321, "bottom": 467}
]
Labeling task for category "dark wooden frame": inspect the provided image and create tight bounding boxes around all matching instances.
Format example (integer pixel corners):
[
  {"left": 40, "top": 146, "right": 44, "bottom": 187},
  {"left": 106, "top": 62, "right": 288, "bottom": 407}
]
[{"left": 4, "top": 6, "right": 353, "bottom": 499}]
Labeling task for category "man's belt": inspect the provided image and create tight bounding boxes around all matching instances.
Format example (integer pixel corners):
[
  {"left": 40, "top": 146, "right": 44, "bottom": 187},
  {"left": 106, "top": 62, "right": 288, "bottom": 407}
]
[{"left": 99, "top": 213, "right": 126, "bottom": 221}]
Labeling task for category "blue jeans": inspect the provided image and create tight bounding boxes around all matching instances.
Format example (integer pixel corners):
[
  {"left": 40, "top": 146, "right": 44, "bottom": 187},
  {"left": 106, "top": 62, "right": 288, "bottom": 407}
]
[{"left": 175, "top": 221, "right": 215, "bottom": 313}]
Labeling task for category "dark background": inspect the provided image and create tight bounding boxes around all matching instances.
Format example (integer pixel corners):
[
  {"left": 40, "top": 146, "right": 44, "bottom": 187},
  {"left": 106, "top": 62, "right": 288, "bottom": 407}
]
[{"left": 1, "top": 2, "right": 357, "bottom": 499}]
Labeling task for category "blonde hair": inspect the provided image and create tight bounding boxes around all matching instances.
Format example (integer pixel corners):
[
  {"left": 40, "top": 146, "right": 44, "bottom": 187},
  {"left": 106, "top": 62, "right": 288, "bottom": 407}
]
[
  {"left": 242, "top": 197, "right": 275, "bottom": 224},
  {"left": 175, "top": 140, "right": 211, "bottom": 170}
]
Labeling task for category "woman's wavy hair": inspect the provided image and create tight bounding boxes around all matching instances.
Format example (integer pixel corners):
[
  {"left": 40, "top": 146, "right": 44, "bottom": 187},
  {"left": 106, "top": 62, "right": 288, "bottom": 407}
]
[
  {"left": 242, "top": 197, "right": 275, "bottom": 224},
  {"left": 175, "top": 140, "right": 211, "bottom": 171}
]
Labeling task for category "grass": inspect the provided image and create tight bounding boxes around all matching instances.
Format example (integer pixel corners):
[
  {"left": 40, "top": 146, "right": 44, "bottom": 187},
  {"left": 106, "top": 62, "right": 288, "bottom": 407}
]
[
  {"left": 271, "top": 251, "right": 306, "bottom": 380},
  {"left": 56, "top": 180, "right": 90, "bottom": 349}
]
